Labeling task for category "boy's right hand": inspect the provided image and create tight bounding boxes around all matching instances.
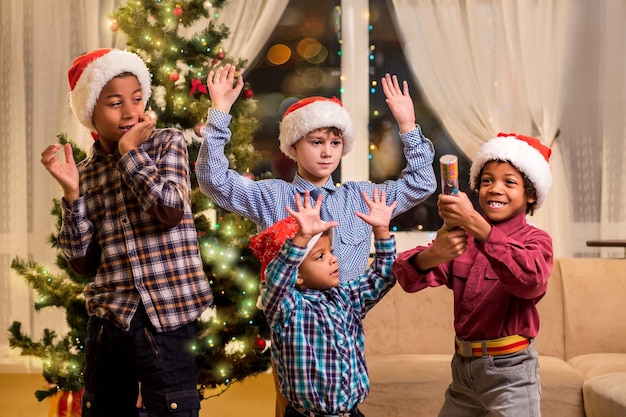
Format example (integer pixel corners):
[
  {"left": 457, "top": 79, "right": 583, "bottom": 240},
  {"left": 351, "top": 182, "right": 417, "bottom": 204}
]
[
  {"left": 286, "top": 191, "right": 337, "bottom": 243},
  {"left": 414, "top": 226, "right": 468, "bottom": 270},
  {"left": 207, "top": 64, "right": 244, "bottom": 114},
  {"left": 41, "top": 143, "right": 80, "bottom": 202}
]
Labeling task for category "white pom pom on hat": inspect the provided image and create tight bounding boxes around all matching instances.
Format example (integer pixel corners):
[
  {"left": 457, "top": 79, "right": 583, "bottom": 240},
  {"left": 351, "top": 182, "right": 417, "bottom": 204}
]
[
  {"left": 278, "top": 96, "right": 354, "bottom": 160},
  {"left": 469, "top": 132, "right": 553, "bottom": 208},
  {"left": 68, "top": 48, "right": 152, "bottom": 131}
]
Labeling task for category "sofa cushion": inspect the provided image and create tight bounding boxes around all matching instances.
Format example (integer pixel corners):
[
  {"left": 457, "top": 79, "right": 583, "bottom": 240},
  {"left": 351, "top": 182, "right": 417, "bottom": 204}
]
[
  {"left": 559, "top": 258, "right": 626, "bottom": 359},
  {"left": 538, "top": 356, "right": 586, "bottom": 417},
  {"left": 364, "top": 285, "right": 455, "bottom": 356},
  {"left": 535, "top": 259, "right": 566, "bottom": 358},
  {"left": 361, "top": 354, "right": 586, "bottom": 417},
  {"left": 360, "top": 354, "right": 451, "bottom": 417},
  {"left": 582, "top": 373, "right": 626, "bottom": 417},
  {"left": 568, "top": 353, "right": 626, "bottom": 377}
]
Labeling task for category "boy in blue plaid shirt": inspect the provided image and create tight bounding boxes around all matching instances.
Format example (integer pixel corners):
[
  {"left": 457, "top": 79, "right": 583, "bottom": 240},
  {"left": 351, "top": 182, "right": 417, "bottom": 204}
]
[
  {"left": 197, "top": 64, "right": 436, "bottom": 284},
  {"left": 249, "top": 189, "right": 397, "bottom": 417}
]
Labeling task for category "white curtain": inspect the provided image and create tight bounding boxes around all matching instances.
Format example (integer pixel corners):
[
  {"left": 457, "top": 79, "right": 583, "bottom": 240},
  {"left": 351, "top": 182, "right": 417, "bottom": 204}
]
[
  {"left": 0, "top": 0, "right": 119, "bottom": 371},
  {"left": 560, "top": 1, "right": 626, "bottom": 258},
  {"left": 388, "top": 0, "right": 575, "bottom": 257},
  {"left": 0, "top": 0, "right": 285, "bottom": 371}
]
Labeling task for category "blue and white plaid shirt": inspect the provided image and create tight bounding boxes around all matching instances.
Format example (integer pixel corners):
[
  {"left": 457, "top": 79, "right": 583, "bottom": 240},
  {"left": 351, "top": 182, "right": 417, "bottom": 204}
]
[
  {"left": 196, "top": 109, "right": 435, "bottom": 282},
  {"left": 261, "top": 236, "right": 396, "bottom": 413}
]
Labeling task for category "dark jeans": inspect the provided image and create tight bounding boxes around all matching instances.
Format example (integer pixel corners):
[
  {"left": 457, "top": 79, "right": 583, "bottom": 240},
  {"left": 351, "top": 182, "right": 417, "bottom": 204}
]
[{"left": 82, "top": 305, "right": 200, "bottom": 417}]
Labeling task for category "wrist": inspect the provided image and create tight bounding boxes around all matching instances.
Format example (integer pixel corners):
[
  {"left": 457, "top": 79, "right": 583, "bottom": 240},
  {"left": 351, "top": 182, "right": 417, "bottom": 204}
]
[
  {"left": 399, "top": 122, "right": 417, "bottom": 135},
  {"left": 372, "top": 226, "right": 390, "bottom": 239}
]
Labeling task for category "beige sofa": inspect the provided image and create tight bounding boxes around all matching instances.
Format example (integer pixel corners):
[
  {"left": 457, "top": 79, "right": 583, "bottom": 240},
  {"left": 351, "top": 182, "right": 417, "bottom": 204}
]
[{"left": 360, "top": 258, "right": 626, "bottom": 417}]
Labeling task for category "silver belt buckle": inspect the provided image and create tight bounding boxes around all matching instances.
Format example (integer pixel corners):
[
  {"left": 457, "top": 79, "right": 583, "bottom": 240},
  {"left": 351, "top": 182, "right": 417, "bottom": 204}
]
[{"left": 457, "top": 339, "right": 473, "bottom": 357}]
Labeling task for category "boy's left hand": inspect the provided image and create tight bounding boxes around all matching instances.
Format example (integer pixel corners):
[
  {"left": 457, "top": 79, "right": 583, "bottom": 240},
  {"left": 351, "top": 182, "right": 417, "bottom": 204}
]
[
  {"left": 437, "top": 192, "right": 476, "bottom": 229},
  {"left": 381, "top": 73, "right": 416, "bottom": 133},
  {"left": 355, "top": 188, "right": 397, "bottom": 229}
]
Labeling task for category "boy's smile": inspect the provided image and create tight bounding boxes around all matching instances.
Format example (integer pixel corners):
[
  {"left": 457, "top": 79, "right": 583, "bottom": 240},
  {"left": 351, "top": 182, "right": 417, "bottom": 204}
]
[{"left": 478, "top": 161, "right": 536, "bottom": 223}]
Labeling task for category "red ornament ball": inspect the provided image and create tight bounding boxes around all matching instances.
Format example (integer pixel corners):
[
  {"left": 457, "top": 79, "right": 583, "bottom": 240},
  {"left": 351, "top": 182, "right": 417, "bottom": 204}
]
[
  {"left": 173, "top": 6, "right": 184, "bottom": 17},
  {"left": 216, "top": 52, "right": 226, "bottom": 60},
  {"left": 243, "top": 88, "right": 254, "bottom": 99},
  {"left": 255, "top": 338, "right": 266, "bottom": 350},
  {"left": 169, "top": 72, "right": 180, "bottom": 82},
  {"left": 109, "top": 21, "right": 119, "bottom": 32},
  {"left": 194, "top": 122, "right": 205, "bottom": 137}
]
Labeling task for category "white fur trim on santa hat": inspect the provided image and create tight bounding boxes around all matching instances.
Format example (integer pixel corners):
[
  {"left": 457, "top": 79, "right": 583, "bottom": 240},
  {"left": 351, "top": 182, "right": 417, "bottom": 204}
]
[
  {"left": 469, "top": 136, "right": 552, "bottom": 208},
  {"left": 70, "top": 50, "right": 152, "bottom": 131},
  {"left": 278, "top": 99, "right": 354, "bottom": 160}
]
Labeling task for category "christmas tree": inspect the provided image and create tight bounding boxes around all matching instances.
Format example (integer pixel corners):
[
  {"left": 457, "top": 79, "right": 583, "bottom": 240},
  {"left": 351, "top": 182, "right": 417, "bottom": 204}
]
[{"left": 9, "top": 0, "right": 271, "bottom": 406}]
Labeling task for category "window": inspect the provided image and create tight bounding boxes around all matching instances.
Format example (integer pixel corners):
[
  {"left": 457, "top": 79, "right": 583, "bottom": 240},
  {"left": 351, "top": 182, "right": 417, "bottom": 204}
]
[{"left": 246, "top": 0, "right": 475, "bottom": 235}]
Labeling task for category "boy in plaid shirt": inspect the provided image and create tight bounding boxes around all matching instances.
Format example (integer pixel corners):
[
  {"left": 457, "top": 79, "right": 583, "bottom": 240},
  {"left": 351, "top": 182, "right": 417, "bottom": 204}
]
[{"left": 249, "top": 189, "right": 396, "bottom": 417}]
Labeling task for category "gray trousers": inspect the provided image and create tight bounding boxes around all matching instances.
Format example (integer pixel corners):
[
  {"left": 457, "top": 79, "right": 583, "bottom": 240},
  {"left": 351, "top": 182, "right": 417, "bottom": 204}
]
[{"left": 438, "top": 340, "right": 541, "bottom": 417}]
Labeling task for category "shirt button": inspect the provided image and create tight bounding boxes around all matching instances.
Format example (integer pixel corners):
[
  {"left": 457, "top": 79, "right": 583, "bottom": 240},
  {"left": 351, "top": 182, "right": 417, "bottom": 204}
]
[
  {"left": 85, "top": 401, "right": 92, "bottom": 409},
  {"left": 170, "top": 402, "right": 178, "bottom": 410}
]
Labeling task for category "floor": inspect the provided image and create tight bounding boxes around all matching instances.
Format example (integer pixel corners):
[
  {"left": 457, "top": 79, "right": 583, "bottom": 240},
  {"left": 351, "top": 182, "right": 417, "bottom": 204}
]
[{"left": 0, "top": 372, "right": 275, "bottom": 416}]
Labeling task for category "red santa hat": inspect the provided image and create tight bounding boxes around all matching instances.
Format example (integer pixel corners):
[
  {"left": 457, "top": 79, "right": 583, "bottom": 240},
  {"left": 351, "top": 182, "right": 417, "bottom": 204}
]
[
  {"left": 249, "top": 216, "right": 326, "bottom": 281},
  {"left": 278, "top": 96, "right": 354, "bottom": 160},
  {"left": 67, "top": 48, "right": 152, "bottom": 131},
  {"left": 469, "top": 132, "right": 552, "bottom": 208}
]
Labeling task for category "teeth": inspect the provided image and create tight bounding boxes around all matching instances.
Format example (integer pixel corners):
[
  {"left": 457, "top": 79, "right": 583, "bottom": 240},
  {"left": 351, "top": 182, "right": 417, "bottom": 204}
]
[{"left": 489, "top": 201, "right": 505, "bottom": 207}]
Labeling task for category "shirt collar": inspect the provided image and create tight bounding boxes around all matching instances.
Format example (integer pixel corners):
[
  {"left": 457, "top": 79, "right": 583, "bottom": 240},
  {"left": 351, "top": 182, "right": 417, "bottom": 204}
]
[
  {"left": 488, "top": 211, "right": 528, "bottom": 235},
  {"left": 292, "top": 173, "right": 337, "bottom": 194}
]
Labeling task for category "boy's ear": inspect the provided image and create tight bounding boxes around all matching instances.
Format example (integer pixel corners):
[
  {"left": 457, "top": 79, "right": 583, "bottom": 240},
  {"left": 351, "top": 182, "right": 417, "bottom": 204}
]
[{"left": 295, "top": 273, "right": 304, "bottom": 287}]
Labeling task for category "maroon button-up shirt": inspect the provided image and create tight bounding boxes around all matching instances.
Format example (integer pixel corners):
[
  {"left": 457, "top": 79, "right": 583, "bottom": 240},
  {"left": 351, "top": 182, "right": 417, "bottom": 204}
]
[{"left": 393, "top": 212, "right": 553, "bottom": 341}]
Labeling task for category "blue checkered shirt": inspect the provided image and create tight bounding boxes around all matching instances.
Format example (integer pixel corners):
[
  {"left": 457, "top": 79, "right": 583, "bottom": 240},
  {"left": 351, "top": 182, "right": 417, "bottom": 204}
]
[
  {"left": 196, "top": 109, "right": 435, "bottom": 282},
  {"left": 261, "top": 236, "right": 396, "bottom": 413},
  {"left": 58, "top": 129, "right": 213, "bottom": 332}
]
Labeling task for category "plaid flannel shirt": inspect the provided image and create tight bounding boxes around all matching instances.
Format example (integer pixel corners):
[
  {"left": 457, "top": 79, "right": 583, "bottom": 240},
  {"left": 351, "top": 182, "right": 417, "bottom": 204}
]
[
  {"left": 58, "top": 128, "right": 213, "bottom": 332},
  {"left": 261, "top": 237, "right": 396, "bottom": 413}
]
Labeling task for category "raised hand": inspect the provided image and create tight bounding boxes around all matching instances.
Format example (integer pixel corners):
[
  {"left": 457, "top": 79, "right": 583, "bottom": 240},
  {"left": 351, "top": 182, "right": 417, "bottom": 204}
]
[
  {"left": 355, "top": 188, "right": 397, "bottom": 230},
  {"left": 381, "top": 73, "right": 416, "bottom": 133},
  {"left": 207, "top": 64, "right": 244, "bottom": 114},
  {"left": 41, "top": 143, "right": 80, "bottom": 202},
  {"left": 286, "top": 191, "right": 337, "bottom": 240}
]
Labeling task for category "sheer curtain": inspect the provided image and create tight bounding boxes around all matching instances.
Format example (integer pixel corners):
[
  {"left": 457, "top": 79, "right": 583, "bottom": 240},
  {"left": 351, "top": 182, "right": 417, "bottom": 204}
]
[
  {"left": 0, "top": 0, "right": 286, "bottom": 370},
  {"left": 560, "top": 1, "right": 626, "bottom": 258},
  {"left": 0, "top": 0, "right": 120, "bottom": 371},
  {"left": 388, "top": 0, "right": 575, "bottom": 257},
  {"left": 177, "top": 0, "right": 289, "bottom": 74}
]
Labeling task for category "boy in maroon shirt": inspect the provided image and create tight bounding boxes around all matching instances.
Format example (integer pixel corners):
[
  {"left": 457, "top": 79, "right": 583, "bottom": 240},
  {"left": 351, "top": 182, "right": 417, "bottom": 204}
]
[{"left": 393, "top": 133, "right": 553, "bottom": 417}]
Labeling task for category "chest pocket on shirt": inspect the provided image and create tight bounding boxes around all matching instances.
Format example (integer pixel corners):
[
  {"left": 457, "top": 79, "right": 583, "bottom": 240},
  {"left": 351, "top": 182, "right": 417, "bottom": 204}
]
[
  {"left": 337, "top": 222, "right": 371, "bottom": 247},
  {"left": 451, "top": 260, "right": 499, "bottom": 283}
]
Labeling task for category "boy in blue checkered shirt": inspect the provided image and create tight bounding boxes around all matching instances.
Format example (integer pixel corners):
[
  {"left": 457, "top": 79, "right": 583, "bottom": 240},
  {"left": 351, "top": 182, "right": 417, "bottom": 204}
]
[
  {"left": 249, "top": 189, "right": 396, "bottom": 417},
  {"left": 196, "top": 64, "right": 436, "bottom": 284}
]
